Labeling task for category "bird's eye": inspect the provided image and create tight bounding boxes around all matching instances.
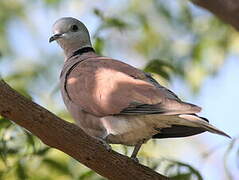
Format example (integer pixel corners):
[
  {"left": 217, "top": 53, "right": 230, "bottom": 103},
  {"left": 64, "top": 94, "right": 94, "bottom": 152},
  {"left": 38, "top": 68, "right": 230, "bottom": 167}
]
[{"left": 71, "top": 25, "right": 78, "bottom": 32}]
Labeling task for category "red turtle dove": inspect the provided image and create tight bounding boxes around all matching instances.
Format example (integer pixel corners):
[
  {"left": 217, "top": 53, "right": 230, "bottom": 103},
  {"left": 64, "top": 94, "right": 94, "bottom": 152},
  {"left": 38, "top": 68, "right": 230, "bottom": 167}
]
[{"left": 49, "top": 17, "right": 230, "bottom": 160}]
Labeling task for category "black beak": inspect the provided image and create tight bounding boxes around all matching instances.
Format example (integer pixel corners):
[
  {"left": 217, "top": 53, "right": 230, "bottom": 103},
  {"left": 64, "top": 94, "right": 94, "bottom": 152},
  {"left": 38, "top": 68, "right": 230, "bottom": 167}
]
[{"left": 49, "top": 33, "right": 63, "bottom": 43}]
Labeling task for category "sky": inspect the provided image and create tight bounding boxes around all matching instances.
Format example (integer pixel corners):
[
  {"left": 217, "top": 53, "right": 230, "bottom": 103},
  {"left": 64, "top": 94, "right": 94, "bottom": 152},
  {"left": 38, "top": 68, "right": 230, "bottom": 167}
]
[{"left": 1, "top": 0, "right": 238, "bottom": 179}]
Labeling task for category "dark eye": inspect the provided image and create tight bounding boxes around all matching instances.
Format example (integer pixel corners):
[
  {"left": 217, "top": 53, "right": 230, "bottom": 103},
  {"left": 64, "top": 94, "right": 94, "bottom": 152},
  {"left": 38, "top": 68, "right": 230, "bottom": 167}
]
[{"left": 71, "top": 25, "right": 78, "bottom": 32}]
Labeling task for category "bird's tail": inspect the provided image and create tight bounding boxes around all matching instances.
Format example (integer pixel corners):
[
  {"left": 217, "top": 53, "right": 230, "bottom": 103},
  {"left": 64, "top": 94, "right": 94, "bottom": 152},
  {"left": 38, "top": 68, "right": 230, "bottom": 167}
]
[{"left": 178, "top": 114, "right": 230, "bottom": 138}]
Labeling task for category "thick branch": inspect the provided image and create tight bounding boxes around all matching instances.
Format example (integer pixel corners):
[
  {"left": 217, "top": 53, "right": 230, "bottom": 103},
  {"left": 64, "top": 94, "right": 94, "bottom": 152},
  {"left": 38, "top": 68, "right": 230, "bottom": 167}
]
[
  {"left": 192, "top": 0, "right": 239, "bottom": 30},
  {"left": 0, "top": 80, "right": 169, "bottom": 180}
]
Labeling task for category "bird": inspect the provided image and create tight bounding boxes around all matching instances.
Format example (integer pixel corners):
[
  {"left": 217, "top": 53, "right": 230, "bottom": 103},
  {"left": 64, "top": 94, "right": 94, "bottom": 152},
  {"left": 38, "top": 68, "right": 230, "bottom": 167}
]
[{"left": 49, "top": 17, "right": 230, "bottom": 161}]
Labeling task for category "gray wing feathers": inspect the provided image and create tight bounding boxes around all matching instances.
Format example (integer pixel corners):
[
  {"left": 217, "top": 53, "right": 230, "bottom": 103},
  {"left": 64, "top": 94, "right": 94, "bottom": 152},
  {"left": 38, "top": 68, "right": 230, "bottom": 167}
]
[
  {"left": 179, "top": 114, "right": 230, "bottom": 138},
  {"left": 119, "top": 100, "right": 201, "bottom": 115},
  {"left": 119, "top": 73, "right": 201, "bottom": 116},
  {"left": 144, "top": 73, "right": 180, "bottom": 100}
]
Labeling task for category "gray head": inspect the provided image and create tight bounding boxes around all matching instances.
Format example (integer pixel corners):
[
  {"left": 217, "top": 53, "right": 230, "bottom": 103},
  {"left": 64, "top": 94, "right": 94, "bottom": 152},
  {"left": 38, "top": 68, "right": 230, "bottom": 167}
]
[{"left": 49, "top": 17, "right": 92, "bottom": 58}]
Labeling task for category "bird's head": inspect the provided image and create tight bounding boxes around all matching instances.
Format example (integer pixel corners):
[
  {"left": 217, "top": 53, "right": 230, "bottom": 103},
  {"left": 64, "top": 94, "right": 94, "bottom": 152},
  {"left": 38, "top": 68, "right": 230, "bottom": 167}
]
[{"left": 49, "top": 17, "right": 92, "bottom": 58}]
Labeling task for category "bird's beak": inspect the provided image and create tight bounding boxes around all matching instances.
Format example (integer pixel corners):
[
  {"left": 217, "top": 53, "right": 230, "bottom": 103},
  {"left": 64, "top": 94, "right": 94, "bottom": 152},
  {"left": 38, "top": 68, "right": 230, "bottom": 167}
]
[{"left": 49, "top": 33, "right": 63, "bottom": 43}]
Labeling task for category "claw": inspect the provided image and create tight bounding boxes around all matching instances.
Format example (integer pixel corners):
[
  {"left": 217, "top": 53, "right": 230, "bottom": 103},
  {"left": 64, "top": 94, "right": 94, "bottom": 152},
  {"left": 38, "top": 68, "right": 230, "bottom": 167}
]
[{"left": 98, "top": 139, "right": 112, "bottom": 151}]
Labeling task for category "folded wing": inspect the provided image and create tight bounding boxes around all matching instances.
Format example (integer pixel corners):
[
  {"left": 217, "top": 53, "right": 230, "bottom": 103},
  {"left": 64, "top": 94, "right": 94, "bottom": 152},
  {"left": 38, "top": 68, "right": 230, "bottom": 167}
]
[{"left": 65, "top": 57, "right": 201, "bottom": 116}]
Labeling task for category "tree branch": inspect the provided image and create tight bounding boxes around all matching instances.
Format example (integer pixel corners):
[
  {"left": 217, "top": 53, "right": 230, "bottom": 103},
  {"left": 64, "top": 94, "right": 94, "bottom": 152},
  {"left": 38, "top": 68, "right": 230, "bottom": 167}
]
[
  {"left": 192, "top": 0, "right": 239, "bottom": 30},
  {"left": 0, "top": 80, "right": 169, "bottom": 180}
]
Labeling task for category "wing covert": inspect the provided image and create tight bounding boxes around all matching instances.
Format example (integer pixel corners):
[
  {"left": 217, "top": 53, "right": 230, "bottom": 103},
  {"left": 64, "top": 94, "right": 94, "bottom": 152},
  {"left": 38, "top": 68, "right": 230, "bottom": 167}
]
[{"left": 64, "top": 57, "right": 201, "bottom": 117}]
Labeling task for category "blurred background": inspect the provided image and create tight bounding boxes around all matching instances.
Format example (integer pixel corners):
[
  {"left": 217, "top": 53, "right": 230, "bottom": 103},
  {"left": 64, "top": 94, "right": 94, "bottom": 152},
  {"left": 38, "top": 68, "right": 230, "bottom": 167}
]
[{"left": 0, "top": 0, "right": 238, "bottom": 179}]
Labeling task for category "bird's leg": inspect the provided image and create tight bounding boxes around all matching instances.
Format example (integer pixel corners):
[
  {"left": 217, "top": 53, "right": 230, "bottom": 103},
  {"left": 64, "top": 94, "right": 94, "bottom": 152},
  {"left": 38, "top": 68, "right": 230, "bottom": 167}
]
[{"left": 130, "top": 141, "right": 144, "bottom": 162}]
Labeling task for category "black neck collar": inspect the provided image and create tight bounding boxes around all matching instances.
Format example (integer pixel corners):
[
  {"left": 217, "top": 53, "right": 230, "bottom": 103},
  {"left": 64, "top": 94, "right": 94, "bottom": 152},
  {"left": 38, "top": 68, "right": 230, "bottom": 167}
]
[{"left": 68, "top": 47, "right": 95, "bottom": 60}]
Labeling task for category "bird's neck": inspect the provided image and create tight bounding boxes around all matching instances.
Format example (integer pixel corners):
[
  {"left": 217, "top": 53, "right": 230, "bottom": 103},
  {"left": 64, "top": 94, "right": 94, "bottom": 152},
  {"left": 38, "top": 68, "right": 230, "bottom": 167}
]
[
  {"left": 62, "top": 43, "right": 92, "bottom": 59},
  {"left": 66, "top": 47, "right": 95, "bottom": 60}
]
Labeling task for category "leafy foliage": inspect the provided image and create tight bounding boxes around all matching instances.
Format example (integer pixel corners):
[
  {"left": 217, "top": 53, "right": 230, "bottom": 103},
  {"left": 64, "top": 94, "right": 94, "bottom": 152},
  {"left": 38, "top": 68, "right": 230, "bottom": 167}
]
[
  {"left": 164, "top": 160, "right": 203, "bottom": 180},
  {"left": 144, "top": 59, "right": 184, "bottom": 81},
  {"left": 0, "top": 0, "right": 25, "bottom": 54}
]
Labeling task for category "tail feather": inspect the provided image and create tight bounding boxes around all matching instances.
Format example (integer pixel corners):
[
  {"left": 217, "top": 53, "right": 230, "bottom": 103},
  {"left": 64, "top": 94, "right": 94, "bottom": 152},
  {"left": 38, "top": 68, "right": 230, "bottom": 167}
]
[{"left": 179, "top": 114, "right": 231, "bottom": 138}]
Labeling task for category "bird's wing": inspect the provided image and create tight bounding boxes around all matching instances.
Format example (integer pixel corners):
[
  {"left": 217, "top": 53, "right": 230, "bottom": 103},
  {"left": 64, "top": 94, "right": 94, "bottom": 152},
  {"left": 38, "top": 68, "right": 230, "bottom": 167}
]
[{"left": 64, "top": 57, "right": 201, "bottom": 117}]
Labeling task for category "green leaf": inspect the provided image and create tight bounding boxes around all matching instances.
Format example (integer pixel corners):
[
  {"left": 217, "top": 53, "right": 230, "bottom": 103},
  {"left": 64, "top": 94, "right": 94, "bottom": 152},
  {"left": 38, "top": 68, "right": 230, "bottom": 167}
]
[
  {"left": 16, "top": 160, "right": 28, "bottom": 180},
  {"left": 42, "top": 158, "right": 71, "bottom": 175},
  {"left": 170, "top": 173, "right": 191, "bottom": 180},
  {"left": 35, "top": 147, "right": 51, "bottom": 156},
  {"left": 44, "top": 0, "right": 62, "bottom": 5},
  {"left": 174, "top": 161, "right": 202, "bottom": 180},
  {"left": 191, "top": 39, "right": 203, "bottom": 63},
  {"left": 0, "top": 146, "right": 19, "bottom": 155},
  {"left": 144, "top": 59, "right": 176, "bottom": 80},
  {"left": 0, "top": 117, "right": 12, "bottom": 130},
  {"left": 154, "top": 2, "right": 172, "bottom": 20},
  {"left": 78, "top": 170, "right": 95, "bottom": 180},
  {"left": 163, "top": 159, "right": 203, "bottom": 180},
  {"left": 24, "top": 131, "right": 36, "bottom": 153},
  {"left": 94, "top": 37, "right": 105, "bottom": 55},
  {"left": 0, "top": 170, "right": 4, "bottom": 179},
  {"left": 94, "top": 8, "right": 128, "bottom": 31},
  {"left": 105, "top": 17, "right": 128, "bottom": 30},
  {"left": 93, "top": 8, "right": 104, "bottom": 19}
]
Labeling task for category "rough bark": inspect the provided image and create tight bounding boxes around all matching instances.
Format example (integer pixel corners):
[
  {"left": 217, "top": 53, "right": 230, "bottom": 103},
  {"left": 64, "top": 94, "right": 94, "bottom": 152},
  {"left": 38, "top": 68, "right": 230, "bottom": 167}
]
[
  {"left": 192, "top": 0, "right": 239, "bottom": 30},
  {"left": 0, "top": 80, "right": 169, "bottom": 180}
]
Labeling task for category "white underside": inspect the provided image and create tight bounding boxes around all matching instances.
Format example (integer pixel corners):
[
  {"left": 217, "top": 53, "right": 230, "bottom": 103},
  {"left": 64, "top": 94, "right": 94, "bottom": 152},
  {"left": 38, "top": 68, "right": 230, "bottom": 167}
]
[{"left": 99, "top": 114, "right": 195, "bottom": 146}]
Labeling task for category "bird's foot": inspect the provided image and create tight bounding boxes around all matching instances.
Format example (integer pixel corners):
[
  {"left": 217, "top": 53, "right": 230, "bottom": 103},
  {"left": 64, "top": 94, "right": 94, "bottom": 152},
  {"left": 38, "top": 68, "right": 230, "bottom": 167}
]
[
  {"left": 130, "top": 156, "right": 139, "bottom": 163},
  {"left": 98, "top": 138, "right": 112, "bottom": 151}
]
